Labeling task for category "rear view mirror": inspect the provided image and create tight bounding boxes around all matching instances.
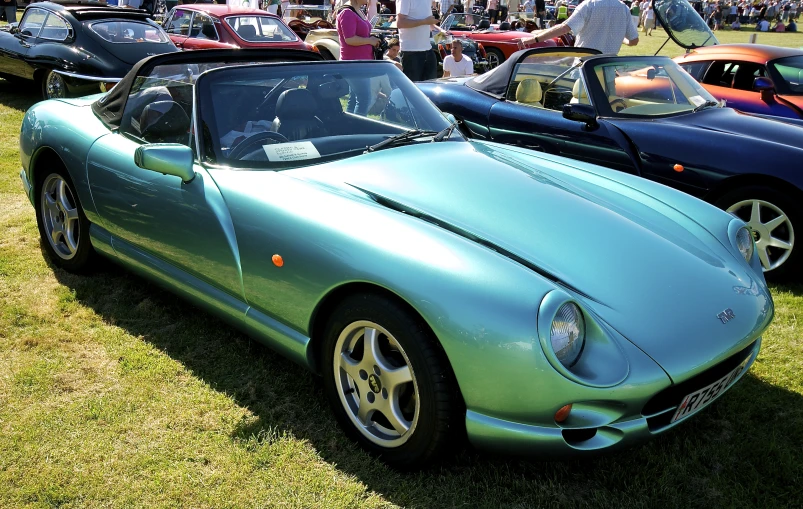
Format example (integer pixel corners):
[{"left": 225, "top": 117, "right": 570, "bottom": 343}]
[
  {"left": 134, "top": 144, "right": 195, "bottom": 183},
  {"left": 563, "top": 103, "right": 598, "bottom": 127}
]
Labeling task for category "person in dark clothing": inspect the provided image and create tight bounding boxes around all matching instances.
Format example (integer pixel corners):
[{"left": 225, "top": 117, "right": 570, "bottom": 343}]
[
  {"left": 535, "top": 0, "right": 546, "bottom": 29},
  {"left": 1, "top": 0, "right": 17, "bottom": 24}
]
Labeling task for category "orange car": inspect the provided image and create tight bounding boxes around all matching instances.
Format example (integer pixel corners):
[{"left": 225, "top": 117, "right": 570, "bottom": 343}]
[{"left": 674, "top": 45, "right": 803, "bottom": 121}]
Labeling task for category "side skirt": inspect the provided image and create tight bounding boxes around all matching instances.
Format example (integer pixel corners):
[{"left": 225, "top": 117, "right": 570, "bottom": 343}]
[{"left": 88, "top": 224, "right": 313, "bottom": 370}]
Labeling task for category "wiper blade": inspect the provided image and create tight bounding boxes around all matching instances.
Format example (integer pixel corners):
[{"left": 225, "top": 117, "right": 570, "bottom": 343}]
[
  {"left": 365, "top": 129, "right": 438, "bottom": 153},
  {"left": 432, "top": 121, "right": 458, "bottom": 142},
  {"left": 692, "top": 100, "right": 719, "bottom": 113}
]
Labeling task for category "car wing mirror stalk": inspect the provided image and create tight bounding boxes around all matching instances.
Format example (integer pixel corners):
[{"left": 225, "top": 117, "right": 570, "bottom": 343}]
[
  {"left": 135, "top": 144, "right": 196, "bottom": 183},
  {"left": 563, "top": 104, "right": 598, "bottom": 129}
]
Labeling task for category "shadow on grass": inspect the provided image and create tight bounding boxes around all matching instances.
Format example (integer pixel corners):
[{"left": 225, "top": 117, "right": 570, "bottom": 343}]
[
  {"left": 0, "top": 79, "right": 40, "bottom": 112},
  {"left": 49, "top": 248, "right": 803, "bottom": 508}
]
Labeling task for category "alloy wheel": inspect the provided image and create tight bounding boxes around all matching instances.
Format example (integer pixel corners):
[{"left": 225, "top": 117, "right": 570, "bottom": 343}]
[
  {"left": 40, "top": 174, "right": 80, "bottom": 260},
  {"left": 727, "top": 199, "right": 794, "bottom": 272},
  {"left": 333, "top": 320, "right": 420, "bottom": 448}
]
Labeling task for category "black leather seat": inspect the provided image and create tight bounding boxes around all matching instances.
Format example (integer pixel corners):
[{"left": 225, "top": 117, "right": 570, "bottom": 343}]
[
  {"left": 271, "top": 89, "right": 325, "bottom": 141},
  {"left": 478, "top": 19, "right": 491, "bottom": 29},
  {"left": 237, "top": 24, "right": 257, "bottom": 40},
  {"left": 139, "top": 101, "right": 191, "bottom": 145}
]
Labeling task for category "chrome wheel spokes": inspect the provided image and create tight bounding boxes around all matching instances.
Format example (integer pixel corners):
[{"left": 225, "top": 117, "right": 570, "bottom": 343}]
[
  {"left": 45, "top": 72, "right": 67, "bottom": 99},
  {"left": 334, "top": 321, "right": 419, "bottom": 447},
  {"left": 41, "top": 174, "right": 80, "bottom": 260},
  {"left": 728, "top": 199, "right": 794, "bottom": 272}
]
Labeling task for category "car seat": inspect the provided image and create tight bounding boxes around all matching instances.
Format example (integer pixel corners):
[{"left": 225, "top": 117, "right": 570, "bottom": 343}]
[
  {"left": 732, "top": 65, "right": 759, "bottom": 91},
  {"left": 271, "top": 89, "right": 326, "bottom": 141},
  {"left": 570, "top": 79, "right": 590, "bottom": 105},
  {"left": 138, "top": 101, "right": 191, "bottom": 145},
  {"left": 478, "top": 19, "right": 491, "bottom": 29},
  {"left": 515, "top": 79, "right": 543, "bottom": 106},
  {"left": 237, "top": 24, "right": 258, "bottom": 39},
  {"left": 499, "top": 21, "right": 511, "bottom": 30}
]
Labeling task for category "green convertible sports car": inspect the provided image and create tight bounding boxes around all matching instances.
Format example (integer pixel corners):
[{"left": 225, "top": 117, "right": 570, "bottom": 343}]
[{"left": 19, "top": 49, "right": 773, "bottom": 469}]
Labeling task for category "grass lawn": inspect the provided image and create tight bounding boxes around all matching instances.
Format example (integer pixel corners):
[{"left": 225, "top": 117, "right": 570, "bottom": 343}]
[
  {"left": 620, "top": 25, "right": 803, "bottom": 57},
  {"left": 1, "top": 34, "right": 803, "bottom": 508}
]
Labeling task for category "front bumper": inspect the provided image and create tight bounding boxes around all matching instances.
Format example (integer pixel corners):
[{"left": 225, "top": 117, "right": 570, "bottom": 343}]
[
  {"left": 466, "top": 338, "right": 761, "bottom": 457},
  {"left": 20, "top": 168, "right": 33, "bottom": 205}
]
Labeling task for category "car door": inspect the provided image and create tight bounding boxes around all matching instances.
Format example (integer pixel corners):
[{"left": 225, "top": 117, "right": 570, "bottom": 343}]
[
  {"left": 487, "top": 50, "right": 638, "bottom": 175},
  {"left": 182, "top": 12, "right": 229, "bottom": 50},
  {"left": 698, "top": 60, "right": 787, "bottom": 116},
  {"left": 86, "top": 77, "right": 245, "bottom": 301},
  {"left": 163, "top": 8, "right": 194, "bottom": 49},
  {"left": 0, "top": 7, "right": 47, "bottom": 79}
]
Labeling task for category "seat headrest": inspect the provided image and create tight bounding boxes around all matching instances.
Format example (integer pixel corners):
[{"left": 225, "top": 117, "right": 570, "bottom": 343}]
[
  {"left": 276, "top": 89, "right": 318, "bottom": 118},
  {"left": 316, "top": 75, "right": 350, "bottom": 99},
  {"left": 499, "top": 21, "right": 511, "bottom": 30},
  {"left": 478, "top": 19, "right": 491, "bottom": 29},
  {"left": 572, "top": 79, "right": 588, "bottom": 100},
  {"left": 139, "top": 101, "right": 190, "bottom": 140},
  {"left": 238, "top": 24, "right": 257, "bottom": 39},
  {"left": 516, "top": 79, "right": 542, "bottom": 104}
]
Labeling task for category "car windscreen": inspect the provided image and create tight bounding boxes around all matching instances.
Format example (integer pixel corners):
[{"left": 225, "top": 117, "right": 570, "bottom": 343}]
[
  {"left": 226, "top": 16, "right": 299, "bottom": 42},
  {"left": 196, "top": 62, "right": 458, "bottom": 169},
  {"left": 588, "top": 58, "right": 721, "bottom": 117},
  {"left": 442, "top": 14, "right": 483, "bottom": 31},
  {"left": 89, "top": 20, "right": 169, "bottom": 44},
  {"left": 654, "top": 0, "right": 718, "bottom": 49},
  {"left": 769, "top": 56, "right": 803, "bottom": 95}
]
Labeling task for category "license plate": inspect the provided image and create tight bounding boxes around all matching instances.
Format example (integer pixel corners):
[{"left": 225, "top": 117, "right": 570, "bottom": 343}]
[{"left": 671, "top": 358, "right": 750, "bottom": 423}]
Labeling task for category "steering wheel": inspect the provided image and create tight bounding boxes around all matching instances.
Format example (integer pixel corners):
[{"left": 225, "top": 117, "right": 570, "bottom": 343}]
[
  {"left": 609, "top": 98, "right": 628, "bottom": 113},
  {"left": 228, "top": 131, "right": 289, "bottom": 160}
]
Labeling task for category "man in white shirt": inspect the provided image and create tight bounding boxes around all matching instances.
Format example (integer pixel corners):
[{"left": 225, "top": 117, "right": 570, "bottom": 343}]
[
  {"left": 397, "top": 0, "right": 444, "bottom": 81},
  {"left": 525, "top": 0, "right": 639, "bottom": 55},
  {"left": 442, "top": 40, "right": 474, "bottom": 77}
]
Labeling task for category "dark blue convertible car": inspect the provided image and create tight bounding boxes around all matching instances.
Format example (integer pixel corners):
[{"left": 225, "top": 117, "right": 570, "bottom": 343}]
[{"left": 418, "top": 46, "right": 803, "bottom": 280}]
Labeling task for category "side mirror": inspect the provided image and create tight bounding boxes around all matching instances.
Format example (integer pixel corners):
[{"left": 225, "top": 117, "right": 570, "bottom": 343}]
[
  {"left": 563, "top": 103, "right": 598, "bottom": 127},
  {"left": 7, "top": 23, "right": 19, "bottom": 34},
  {"left": 134, "top": 144, "right": 195, "bottom": 183},
  {"left": 753, "top": 76, "right": 776, "bottom": 102}
]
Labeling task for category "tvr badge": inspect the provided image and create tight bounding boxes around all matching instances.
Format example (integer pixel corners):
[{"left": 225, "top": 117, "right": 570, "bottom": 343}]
[{"left": 717, "top": 308, "right": 736, "bottom": 324}]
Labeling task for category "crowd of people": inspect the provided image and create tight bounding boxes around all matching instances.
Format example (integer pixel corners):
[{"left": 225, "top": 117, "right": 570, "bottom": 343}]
[{"left": 697, "top": 1, "right": 799, "bottom": 31}]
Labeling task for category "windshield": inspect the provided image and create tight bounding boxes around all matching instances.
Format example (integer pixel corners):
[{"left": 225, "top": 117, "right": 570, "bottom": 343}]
[
  {"left": 442, "top": 14, "right": 484, "bottom": 31},
  {"left": 282, "top": 4, "right": 331, "bottom": 22},
  {"left": 370, "top": 15, "right": 398, "bottom": 29},
  {"left": 588, "top": 58, "right": 720, "bottom": 117},
  {"left": 197, "top": 62, "right": 459, "bottom": 168},
  {"left": 770, "top": 56, "right": 803, "bottom": 95},
  {"left": 89, "top": 21, "right": 169, "bottom": 44},
  {"left": 226, "top": 16, "right": 298, "bottom": 42},
  {"left": 654, "top": 0, "right": 718, "bottom": 49}
]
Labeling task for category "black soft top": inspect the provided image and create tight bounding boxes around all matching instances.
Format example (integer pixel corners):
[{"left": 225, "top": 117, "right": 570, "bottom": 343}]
[
  {"left": 91, "top": 49, "right": 325, "bottom": 128},
  {"left": 466, "top": 47, "right": 599, "bottom": 97}
]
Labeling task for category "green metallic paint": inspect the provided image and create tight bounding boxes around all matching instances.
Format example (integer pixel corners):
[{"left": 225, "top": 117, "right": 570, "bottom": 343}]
[
  {"left": 18, "top": 90, "right": 773, "bottom": 457},
  {"left": 134, "top": 144, "right": 196, "bottom": 183}
]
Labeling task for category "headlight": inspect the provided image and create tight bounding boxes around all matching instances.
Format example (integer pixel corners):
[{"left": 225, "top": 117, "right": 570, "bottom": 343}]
[
  {"left": 736, "top": 226, "right": 754, "bottom": 263},
  {"left": 550, "top": 302, "right": 585, "bottom": 368}
]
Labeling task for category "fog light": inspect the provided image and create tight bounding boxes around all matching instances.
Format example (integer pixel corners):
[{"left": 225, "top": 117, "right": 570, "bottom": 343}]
[{"left": 555, "top": 404, "right": 572, "bottom": 423}]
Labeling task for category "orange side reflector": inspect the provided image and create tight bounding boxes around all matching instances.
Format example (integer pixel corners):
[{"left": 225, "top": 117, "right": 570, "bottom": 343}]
[
  {"left": 555, "top": 404, "right": 572, "bottom": 423},
  {"left": 272, "top": 254, "right": 284, "bottom": 267},
  {"left": 673, "top": 164, "right": 684, "bottom": 172}
]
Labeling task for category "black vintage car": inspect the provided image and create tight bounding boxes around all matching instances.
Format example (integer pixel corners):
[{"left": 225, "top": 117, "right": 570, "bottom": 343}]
[{"left": 0, "top": 1, "right": 177, "bottom": 99}]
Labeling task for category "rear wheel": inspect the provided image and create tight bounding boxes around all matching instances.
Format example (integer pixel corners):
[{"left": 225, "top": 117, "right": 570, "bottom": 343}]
[
  {"left": 485, "top": 47, "right": 504, "bottom": 69},
  {"left": 35, "top": 168, "right": 95, "bottom": 272},
  {"left": 41, "top": 70, "right": 68, "bottom": 100},
  {"left": 715, "top": 186, "right": 799, "bottom": 280},
  {"left": 321, "top": 294, "right": 460, "bottom": 469}
]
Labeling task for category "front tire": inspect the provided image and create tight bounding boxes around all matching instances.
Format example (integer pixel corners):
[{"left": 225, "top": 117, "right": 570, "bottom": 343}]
[
  {"left": 715, "top": 186, "right": 799, "bottom": 280},
  {"left": 321, "top": 294, "right": 460, "bottom": 469},
  {"left": 35, "top": 168, "right": 95, "bottom": 272}
]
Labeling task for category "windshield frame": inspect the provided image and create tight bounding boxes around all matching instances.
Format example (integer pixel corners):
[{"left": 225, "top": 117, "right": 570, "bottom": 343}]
[
  {"left": 768, "top": 56, "right": 803, "bottom": 96},
  {"left": 195, "top": 60, "right": 461, "bottom": 170},
  {"left": 584, "top": 55, "right": 721, "bottom": 119}
]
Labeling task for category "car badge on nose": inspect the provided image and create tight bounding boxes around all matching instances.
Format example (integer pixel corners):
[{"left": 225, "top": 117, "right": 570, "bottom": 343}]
[{"left": 717, "top": 308, "right": 736, "bottom": 324}]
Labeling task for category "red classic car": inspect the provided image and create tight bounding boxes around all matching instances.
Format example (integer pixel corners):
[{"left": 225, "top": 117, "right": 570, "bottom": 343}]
[
  {"left": 162, "top": 4, "right": 310, "bottom": 52},
  {"left": 440, "top": 13, "right": 560, "bottom": 68},
  {"left": 674, "top": 45, "right": 803, "bottom": 121}
]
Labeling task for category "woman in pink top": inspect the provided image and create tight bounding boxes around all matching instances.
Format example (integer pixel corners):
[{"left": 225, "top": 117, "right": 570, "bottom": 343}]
[{"left": 336, "top": 0, "right": 380, "bottom": 115}]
